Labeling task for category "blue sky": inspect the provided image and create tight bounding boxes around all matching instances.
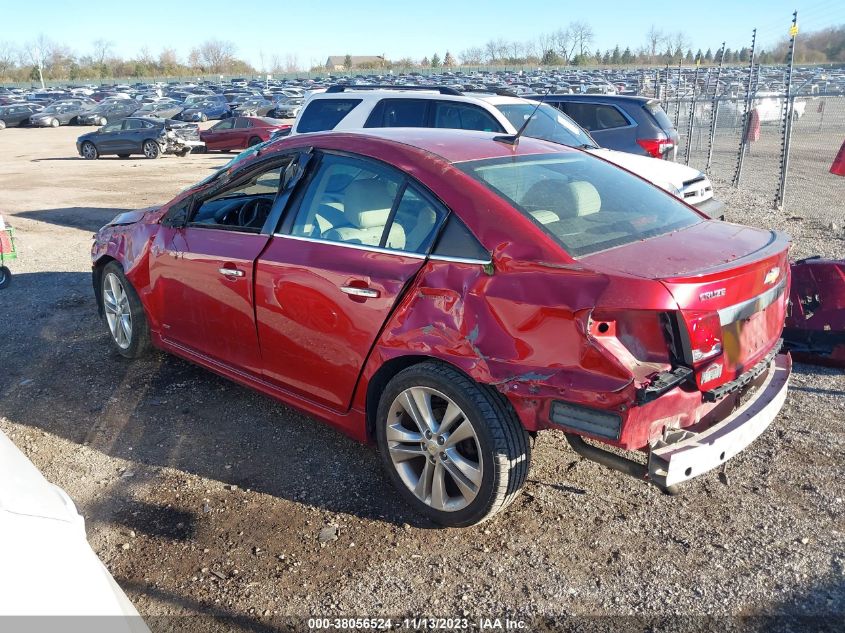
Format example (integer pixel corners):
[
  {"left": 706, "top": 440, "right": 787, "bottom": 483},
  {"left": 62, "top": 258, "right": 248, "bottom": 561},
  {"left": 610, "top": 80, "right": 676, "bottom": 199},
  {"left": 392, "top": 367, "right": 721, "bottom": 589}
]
[{"left": 5, "top": 0, "right": 844, "bottom": 68}]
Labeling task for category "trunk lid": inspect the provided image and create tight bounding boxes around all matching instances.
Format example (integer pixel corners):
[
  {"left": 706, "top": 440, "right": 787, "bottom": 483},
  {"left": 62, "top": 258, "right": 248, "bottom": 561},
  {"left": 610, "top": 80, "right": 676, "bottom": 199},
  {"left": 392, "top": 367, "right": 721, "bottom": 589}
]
[{"left": 581, "top": 221, "right": 790, "bottom": 390}]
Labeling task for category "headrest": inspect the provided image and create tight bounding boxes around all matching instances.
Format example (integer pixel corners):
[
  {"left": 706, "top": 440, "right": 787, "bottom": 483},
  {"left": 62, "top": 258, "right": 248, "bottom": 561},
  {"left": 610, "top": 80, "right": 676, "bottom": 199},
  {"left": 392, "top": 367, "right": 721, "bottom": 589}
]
[
  {"left": 522, "top": 179, "right": 601, "bottom": 218},
  {"left": 344, "top": 179, "right": 395, "bottom": 228}
]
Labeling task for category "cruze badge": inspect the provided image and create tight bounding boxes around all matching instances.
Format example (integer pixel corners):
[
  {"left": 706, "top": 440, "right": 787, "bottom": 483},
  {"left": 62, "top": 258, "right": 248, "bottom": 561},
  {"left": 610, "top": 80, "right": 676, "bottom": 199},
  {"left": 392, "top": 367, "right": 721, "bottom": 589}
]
[
  {"left": 699, "top": 288, "right": 726, "bottom": 301},
  {"left": 764, "top": 267, "right": 780, "bottom": 285}
]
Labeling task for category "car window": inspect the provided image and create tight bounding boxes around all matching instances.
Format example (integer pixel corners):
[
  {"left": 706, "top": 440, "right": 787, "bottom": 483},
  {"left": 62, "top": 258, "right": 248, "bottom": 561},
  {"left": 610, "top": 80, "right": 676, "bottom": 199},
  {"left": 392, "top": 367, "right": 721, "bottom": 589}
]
[
  {"left": 431, "top": 214, "right": 489, "bottom": 261},
  {"left": 364, "top": 99, "right": 429, "bottom": 128},
  {"left": 296, "top": 99, "right": 362, "bottom": 133},
  {"left": 124, "top": 119, "right": 146, "bottom": 130},
  {"left": 213, "top": 119, "right": 235, "bottom": 131},
  {"left": 190, "top": 164, "right": 286, "bottom": 232},
  {"left": 459, "top": 152, "right": 701, "bottom": 257},
  {"left": 563, "top": 103, "right": 629, "bottom": 131},
  {"left": 391, "top": 186, "right": 446, "bottom": 253},
  {"left": 290, "top": 154, "right": 405, "bottom": 249},
  {"left": 432, "top": 102, "right": 503, "bottom": 132},
  {"left": 234, "top": 118, "right": 252, "bottom": 129},
  {"left": 102, "top": 122, "right": 122, "bottom": 133},
  {"left": 496, "top": 103, "right": 595, "bottom": 147}
]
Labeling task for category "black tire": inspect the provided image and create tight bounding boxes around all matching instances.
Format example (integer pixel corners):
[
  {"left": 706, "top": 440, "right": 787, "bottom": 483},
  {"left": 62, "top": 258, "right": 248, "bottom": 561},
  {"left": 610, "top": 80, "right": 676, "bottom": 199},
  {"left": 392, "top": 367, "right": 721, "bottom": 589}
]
[
  {"left": 247, "top": 136, "right": 262, "bottom": 147},
  {"left": 0, "top": 266, "right": 10, "bottom": 289},
  {"left": 100, "top": 261, "right": 151, "bottom": 359},
  {"left": 142, "top": 140, "right": 160, "bottom": 159},
  {"left": 375, "top": 362, "right": 531, "bottom": 527},
  {"left": 81, "top": 141, "right": 99, "bottom": 160}
]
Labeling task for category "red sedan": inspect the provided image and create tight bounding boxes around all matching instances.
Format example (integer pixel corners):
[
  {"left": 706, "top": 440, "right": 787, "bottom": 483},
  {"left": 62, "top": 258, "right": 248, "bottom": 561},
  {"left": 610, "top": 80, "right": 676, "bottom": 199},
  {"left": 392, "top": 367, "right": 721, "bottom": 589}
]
[
  {"left": 91, "top": 129, "right": 791, "bottom": 526},
  {"left": 199, "top": 116, "right": 290, "bottom": 152}
]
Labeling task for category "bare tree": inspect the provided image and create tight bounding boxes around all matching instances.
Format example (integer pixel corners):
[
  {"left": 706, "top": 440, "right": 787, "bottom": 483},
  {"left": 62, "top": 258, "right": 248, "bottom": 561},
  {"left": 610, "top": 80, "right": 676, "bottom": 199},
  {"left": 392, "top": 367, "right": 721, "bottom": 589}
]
[
  {"left": 198, "top": 39, "right": 236, "bottom": 74},
  {"left": 646, "top": 25, "right": 665, "bottom": 61},
  {"left": 0, "top": 41, "right": 16, "bottom": 79},
  {"left": 551, "top": 27, "right": 575, "bottom": 62},
  {"left": 570, "top": 21, "right": 594, "bottom": 57},
  {"left": 284, "top": 53, "right": 300, "bottom": 72},
  {"left": 187, "top": 47, "right": 202, "bottom": 72},
  {"left": 159, "top": 48, "right": 179, "bottom": 74},
  {"left": 507, "top": 40, "right": 524, "bottom": 60},
  {"left": 670, "top": 31, "right": 690, "bottom": 59},
  {"left": 92, "top": 38, "right": 113, "bottom": 66},
  {"left": 137, "top": 46, "right": 154, "bottom": 66},
  {"left": 459, "top": 47, "right": 484, "bottom": 65}
]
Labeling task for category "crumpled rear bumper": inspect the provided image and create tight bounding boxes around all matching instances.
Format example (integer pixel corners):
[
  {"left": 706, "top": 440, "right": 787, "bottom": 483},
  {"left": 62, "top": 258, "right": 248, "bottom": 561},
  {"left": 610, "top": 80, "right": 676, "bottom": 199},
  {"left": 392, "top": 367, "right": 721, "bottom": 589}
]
[{"left": 648, "top": 352, "right": 791, "bottom": 488}]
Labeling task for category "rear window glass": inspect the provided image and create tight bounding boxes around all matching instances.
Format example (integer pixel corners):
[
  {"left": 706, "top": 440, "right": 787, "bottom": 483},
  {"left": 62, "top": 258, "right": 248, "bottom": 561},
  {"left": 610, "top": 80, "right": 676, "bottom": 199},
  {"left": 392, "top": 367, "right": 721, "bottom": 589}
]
[
  {"left": 563, "top": 103, "right": 629, "bottom": 131},
  {"left": 432, "top": 102, "right": 502, "bottom": 132},
  {"left": 458, "top": 153, "right": 701, "bottom": 257},
  {"left": 645, "top": 101, "right": 676, "bottom": 133},
  {"left": 297, "top": 98, "right": 361, "bottom": 133},
  {"left": 496, "top": 103, "right": 595, "bottom": 148}
]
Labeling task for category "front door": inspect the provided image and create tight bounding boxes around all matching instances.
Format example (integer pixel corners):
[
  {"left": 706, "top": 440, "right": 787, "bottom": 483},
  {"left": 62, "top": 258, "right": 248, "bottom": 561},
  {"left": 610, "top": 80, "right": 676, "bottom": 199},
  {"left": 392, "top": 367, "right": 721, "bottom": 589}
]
[
  {"left": 203, "top": 118, "right": 236, "bottom": 151},
  {"left": 254, "top": 152, "right": 446, "bottom": 410},
  {"left": 150, "top": 160, "right": 288, "bottom": 374}
]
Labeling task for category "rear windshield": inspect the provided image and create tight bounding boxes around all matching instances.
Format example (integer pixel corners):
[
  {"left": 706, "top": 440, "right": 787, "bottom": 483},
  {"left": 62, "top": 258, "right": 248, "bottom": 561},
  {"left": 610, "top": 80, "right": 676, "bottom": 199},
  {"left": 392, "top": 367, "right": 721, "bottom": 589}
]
[
  {"left": 458, "top": 153, "right": 701, "bottom": 257},
  {"left": 496, "top": 103, "right": 596, "bottom": 148},
  {"left": 296, "top": 98, "right": 361, "bottom": 133},
  {"left": 645, "top": 101, "right": 676, "bottom": 133}
]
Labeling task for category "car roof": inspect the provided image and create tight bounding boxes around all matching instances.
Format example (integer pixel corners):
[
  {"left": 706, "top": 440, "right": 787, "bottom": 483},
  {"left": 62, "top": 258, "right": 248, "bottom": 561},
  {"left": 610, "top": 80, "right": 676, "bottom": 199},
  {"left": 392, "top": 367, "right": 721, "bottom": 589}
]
[
  {"left": 273, "top": 127, "right": 571, "bottom": 164},
  {"left": 530, "top": 93, "right": 654, "bottom": 106}
]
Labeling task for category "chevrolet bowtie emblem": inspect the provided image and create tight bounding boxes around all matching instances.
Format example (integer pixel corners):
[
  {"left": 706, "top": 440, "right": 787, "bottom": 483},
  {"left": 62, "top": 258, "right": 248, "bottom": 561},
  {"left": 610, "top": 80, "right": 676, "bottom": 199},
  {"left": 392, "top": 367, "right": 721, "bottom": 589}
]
[{"left": 764, "top": 267, "right": 780, "bottom": 285}]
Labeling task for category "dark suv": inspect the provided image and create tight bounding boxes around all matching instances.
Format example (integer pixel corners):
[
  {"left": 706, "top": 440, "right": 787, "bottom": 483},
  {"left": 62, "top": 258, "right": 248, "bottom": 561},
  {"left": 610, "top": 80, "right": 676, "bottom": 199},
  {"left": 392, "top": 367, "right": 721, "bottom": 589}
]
[{"left": 528, "top": 94, "right": 680, "bottom": 160}]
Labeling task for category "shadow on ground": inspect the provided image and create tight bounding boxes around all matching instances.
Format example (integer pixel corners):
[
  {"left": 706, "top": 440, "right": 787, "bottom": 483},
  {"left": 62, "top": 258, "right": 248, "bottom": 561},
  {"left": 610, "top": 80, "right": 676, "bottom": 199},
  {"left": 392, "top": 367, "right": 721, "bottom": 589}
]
[
  {"left": 15, "top": 207, "right": 134, "bottom": 232},
  {"left": 0, "top": 271, "right": 430, "bottom": 529}
]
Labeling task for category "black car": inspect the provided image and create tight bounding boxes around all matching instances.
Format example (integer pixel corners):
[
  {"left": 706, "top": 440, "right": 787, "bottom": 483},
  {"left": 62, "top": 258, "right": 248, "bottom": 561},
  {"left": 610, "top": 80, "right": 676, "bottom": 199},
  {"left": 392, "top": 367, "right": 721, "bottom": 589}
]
[
  {"left": 526, "top": 94, "right": 680, "bottom": 159},
  {"left": 232, "top": 97, "right": 275, "bottom": 117},
  {"left": 76, "top": 100, "right": 139, "bottom": 126},
  {"left": 131, "top": 101, "right": 184, "bottom": 120},
  {"left": 0, "top": 104, "right": 41, "bottom": 128},
  {"left": 30, "top": 103, "right": 93, "bottom": 127},
  {"left": 76, "top": 117, "right": 203, "bottom": 159}
]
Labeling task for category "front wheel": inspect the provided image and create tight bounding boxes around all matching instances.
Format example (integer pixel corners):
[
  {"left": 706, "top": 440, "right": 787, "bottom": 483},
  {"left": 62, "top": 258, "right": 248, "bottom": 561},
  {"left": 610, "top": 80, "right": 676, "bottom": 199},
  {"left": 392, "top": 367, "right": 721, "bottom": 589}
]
[
  {"left": 376, "top": 362, "right": 531, "bottom": 527},
  {"left": 100, "top": 262, "right": 151, "bottom": 358},
  {"left": 142, "top": 140, "right": 160, "bottom": 159},
  {"left": 200, "top": 113, "right": 208, "bottom": 122},
  {"left": 81, "top": 141, "right": 98, "bottom": 160},
  {"left": 50, "top": 118, "right": 60, "bottom": 127}
]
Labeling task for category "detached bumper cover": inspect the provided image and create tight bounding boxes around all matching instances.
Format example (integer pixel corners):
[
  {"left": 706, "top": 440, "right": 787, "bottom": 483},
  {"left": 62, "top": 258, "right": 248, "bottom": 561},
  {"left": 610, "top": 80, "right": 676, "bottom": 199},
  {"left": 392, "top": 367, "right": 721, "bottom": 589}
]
[
  {"left": 648, "top": 352, "right": 791, "bottom": 488},
  {"left": 693, "top": 197, "right": 726, "bottom": 220}
]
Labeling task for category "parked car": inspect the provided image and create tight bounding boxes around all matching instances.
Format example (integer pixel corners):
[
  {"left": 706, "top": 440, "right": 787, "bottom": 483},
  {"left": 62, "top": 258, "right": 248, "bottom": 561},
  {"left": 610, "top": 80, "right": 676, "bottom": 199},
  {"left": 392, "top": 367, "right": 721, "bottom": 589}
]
[
  {"left": 179, "top": 100, "right": 231, "bottom": 122},
  {"left": 269, "top": 97, "right": 304, "bottom": 119},
  {"left": 232, "top": 97, "right": 276, "bottom": 117},
  {"left": 290, "top": 87, "right": 723, "bottom": 219},
  {"left": 0, "top": 104, "right": 40, "bottom": 128},
  {"left": 76, "top": 100, "right": 139, "bottom": 126},
  {"left": 77, "top": 117, "right": 203, "bottom": 159},
  {"left": 527, "top": 94, "right": 681, "bottom": 160},
  {"left": 199, "top": 116, "right": 290, "bottom": 152},
  {"left": 91, "top": 128, "right": 790, "bottom": 527},
  {"left": 132, "top": 101, "right": 184, "bottom": 120},
  {"left": 30, "top": 103, "right": 92, "bottom": 127},
  {"left": 0, "top": 429, "right": 149, "bottom": 625}
]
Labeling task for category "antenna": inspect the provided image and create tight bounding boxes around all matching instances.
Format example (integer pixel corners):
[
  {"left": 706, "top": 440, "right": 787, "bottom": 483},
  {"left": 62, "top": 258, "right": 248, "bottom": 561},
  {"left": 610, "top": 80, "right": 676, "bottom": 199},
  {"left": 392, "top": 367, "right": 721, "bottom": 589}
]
[{"left": 493, "top": 86, "right": 551, "bottom": 146}]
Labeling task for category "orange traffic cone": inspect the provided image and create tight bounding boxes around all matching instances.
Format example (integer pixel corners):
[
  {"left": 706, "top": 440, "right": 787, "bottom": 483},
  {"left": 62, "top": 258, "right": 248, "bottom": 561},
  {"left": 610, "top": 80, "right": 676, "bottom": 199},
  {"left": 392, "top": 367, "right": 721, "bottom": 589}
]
[{"left": 831, "top": 139, "right": 845, "bottom": 177}]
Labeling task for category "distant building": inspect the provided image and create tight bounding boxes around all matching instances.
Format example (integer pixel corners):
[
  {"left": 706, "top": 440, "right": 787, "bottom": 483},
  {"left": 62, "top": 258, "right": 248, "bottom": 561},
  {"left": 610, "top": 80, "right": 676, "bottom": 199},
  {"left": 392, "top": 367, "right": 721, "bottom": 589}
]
[{"left": 325, "top": 55, "right": 386, "bottom": 71}]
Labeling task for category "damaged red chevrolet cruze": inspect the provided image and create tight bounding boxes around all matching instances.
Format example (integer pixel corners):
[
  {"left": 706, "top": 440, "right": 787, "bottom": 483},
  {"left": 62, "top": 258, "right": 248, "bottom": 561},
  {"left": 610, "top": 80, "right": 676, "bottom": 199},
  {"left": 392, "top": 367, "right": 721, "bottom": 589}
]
[{"left": 91, "top": 128, "right": 791, "bottom": 526}]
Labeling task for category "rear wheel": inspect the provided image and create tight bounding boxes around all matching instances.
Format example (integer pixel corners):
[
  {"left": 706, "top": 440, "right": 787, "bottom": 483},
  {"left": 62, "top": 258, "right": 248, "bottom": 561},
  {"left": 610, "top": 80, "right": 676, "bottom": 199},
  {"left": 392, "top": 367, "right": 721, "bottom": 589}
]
[
  {"left": 376, "top": 362, "right": 531, "bottom": 527},
  {"left": 0, "top": 120, "right": 6, "bottom": 130},
  {"left": 142, "top": 140, "right": 160, "bottom": 159},
  {"left": 0, "top": 266, "right": 10, "bottom": 289},
  {"left": 100, "top": 262, "right": 151, "bottom": 358},
  {"left": 200, "top": 113, "right": 208, "bottom": 122},
  {"left": 50, "top": 118, "right": 59, "bottom": 127},
  {"left": 81, "top": 141, "right": 98, "bottom": 160}
]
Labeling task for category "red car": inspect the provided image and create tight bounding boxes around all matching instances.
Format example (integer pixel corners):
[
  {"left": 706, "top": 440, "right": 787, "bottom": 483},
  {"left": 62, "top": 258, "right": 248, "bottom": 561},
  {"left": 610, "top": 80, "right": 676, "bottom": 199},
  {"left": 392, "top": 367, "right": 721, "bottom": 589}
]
[
  {"left": 91, "top": 128, "right": 791, "bottom": 527},
  {"left": 199, "top": 116, "right": 291, "bottom": 152}
]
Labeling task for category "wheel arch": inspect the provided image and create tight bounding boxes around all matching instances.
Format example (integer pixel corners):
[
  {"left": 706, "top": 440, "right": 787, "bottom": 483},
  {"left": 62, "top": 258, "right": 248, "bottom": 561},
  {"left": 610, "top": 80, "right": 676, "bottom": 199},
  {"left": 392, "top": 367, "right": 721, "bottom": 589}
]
[{"left": 92, "top": 255, "right": 119, "bottom": 317}]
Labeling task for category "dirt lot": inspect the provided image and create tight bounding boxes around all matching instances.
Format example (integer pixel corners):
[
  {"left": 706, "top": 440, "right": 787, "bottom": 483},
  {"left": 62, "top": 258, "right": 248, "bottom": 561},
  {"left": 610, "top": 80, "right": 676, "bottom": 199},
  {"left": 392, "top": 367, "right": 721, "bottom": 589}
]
[{"left": 0, "top": 123, "right": 843, "bottom": 632}]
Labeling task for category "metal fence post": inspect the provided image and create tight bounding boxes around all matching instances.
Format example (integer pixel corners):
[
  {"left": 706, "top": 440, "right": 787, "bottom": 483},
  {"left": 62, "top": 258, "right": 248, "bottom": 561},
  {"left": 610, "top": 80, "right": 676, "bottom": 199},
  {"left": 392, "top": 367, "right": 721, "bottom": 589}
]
[
  {"left": 706, "top": 43, "right": 726, "bottom": 172},
  {"left": 674, "top": 57, "right": 683, "bottom": 129},
  {"left": 774, "top": 11, "right": 798, "bottom": 210},
  {"left": 732, "top": 29, "right": 757, "bottom": 187},
  {"left": 684, "top": 60, "right": 701, "bottom": 166}
]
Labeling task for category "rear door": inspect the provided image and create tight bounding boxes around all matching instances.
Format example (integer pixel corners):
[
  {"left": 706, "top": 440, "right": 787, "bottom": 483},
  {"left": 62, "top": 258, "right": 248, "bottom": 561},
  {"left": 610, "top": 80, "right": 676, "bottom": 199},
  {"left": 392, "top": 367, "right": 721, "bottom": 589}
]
[
  {"left": 151, "top": 158, "right": 291, "bottom": 373},
  {"left": 560, "top": 101, "right": 636, "bottom": 153},
  {"left": 233, "top": 117, "right": 253, "bottom": 147},
  {"left": 254, "top": 151, "right": 447, "bottom": 409}
]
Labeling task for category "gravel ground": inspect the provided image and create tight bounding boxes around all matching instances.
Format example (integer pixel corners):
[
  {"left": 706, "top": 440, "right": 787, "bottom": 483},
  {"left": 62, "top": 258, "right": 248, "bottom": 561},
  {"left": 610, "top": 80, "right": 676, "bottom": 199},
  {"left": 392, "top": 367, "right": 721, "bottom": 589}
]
[{"left": 0, "top": 124, "right": 843, "bottom": 632}]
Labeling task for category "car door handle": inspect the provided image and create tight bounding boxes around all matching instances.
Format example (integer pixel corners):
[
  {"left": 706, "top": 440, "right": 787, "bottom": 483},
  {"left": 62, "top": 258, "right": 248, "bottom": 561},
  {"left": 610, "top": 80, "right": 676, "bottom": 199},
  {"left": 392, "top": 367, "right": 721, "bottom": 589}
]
[
  {"left": 340, "top": 285, "right": 379, "bottom": 298},
  {"left": 218, "top": 267, "right": 244, "bottom": 278}
]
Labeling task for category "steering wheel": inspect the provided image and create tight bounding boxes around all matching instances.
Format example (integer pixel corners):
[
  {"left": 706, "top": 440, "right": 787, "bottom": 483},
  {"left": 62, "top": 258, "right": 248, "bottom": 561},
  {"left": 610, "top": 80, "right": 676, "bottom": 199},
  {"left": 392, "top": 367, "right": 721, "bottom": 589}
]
[{"left": 237, "top": 198, "right": 272, "bottom": 229}]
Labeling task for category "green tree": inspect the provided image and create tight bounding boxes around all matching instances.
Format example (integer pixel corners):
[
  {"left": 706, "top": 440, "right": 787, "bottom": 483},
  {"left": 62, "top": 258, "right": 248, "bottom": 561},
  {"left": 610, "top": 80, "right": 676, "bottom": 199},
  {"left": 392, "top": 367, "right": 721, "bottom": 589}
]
[
  {"left": 431, "top": 52, "right": 441, "bottom": 67},
  {"left": 611, "top": 45, "right": 621, "bottom": 64},
  {"left": 685, "top": 48, "right": 694, "bottom": 62},
  {"left": 420, "top": 56, "right": 430, "bottom": 67},
  {"left": 443, "top": 51, "right": 455, "bottom": 67},
  {"left": 621, "top": 47, "right": 634, "bottom": 64},
  {"left": 704, "top": 48, "right": 713, "bottom": 62},
  {"left": 541, "top": 49, "right": 562, "bottom": 65}
]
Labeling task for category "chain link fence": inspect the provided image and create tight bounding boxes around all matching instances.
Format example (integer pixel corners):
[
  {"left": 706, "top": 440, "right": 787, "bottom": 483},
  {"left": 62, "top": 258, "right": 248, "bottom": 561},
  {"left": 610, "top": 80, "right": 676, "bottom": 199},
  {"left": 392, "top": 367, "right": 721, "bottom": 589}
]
[{"left": 671, "top": 94, "right": 845, "bottom": 219}]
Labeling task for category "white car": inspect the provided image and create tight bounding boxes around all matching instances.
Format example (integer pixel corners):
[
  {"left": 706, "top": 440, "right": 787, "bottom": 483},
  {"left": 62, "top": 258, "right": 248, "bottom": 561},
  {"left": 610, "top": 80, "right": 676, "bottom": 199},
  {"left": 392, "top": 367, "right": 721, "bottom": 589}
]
[
  {"left": 289, "top": 87, "right": 724, "bottom": 219},
  {"left": 0, "top": 430, "right": 149, "bottom": 630}
]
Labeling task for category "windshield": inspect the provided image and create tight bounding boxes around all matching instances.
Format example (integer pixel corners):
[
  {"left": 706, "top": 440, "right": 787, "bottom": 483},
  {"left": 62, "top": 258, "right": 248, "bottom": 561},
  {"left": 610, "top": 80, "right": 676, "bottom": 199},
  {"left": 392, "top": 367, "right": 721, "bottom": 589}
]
[
  {"left": 458, "top": 152, "right": 701, "bottom": 257},
  {"left": 495, "top": 103, "right": 597, "bottom": 148}
]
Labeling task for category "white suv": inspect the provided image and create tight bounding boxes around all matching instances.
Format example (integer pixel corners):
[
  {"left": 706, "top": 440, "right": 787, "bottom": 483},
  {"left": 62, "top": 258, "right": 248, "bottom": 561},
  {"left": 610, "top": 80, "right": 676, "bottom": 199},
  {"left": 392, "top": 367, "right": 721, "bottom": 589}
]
[{"left": 289, "top": 86, "right": 724, "bottom": 219}]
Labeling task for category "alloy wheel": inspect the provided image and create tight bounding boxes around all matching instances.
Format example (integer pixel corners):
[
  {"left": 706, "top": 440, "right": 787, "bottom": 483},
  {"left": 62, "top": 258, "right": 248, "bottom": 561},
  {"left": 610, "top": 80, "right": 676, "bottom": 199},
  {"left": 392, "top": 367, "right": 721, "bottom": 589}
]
[
  {"left": 143, "top": 141, "right": 159, "bottom": 159},
  {"left": 103, "top": 272, "right": 132, "bottom": 349},
  {"left": 385, "top": 386, "right": 483, "bottom": 512},
  {"left": 82, "top": 143, "right": 97, "bottom": 160}
]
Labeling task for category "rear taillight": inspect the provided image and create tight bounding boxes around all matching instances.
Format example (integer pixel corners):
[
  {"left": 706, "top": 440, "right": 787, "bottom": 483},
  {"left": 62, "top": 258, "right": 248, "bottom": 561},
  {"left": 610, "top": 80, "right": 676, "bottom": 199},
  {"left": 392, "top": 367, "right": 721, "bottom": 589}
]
[
  {"left": 636, "top": 138, "right": 674, "bottom": 159},
  {"left": 685, "top": 311, "right": 723, "bottom": 365}
]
